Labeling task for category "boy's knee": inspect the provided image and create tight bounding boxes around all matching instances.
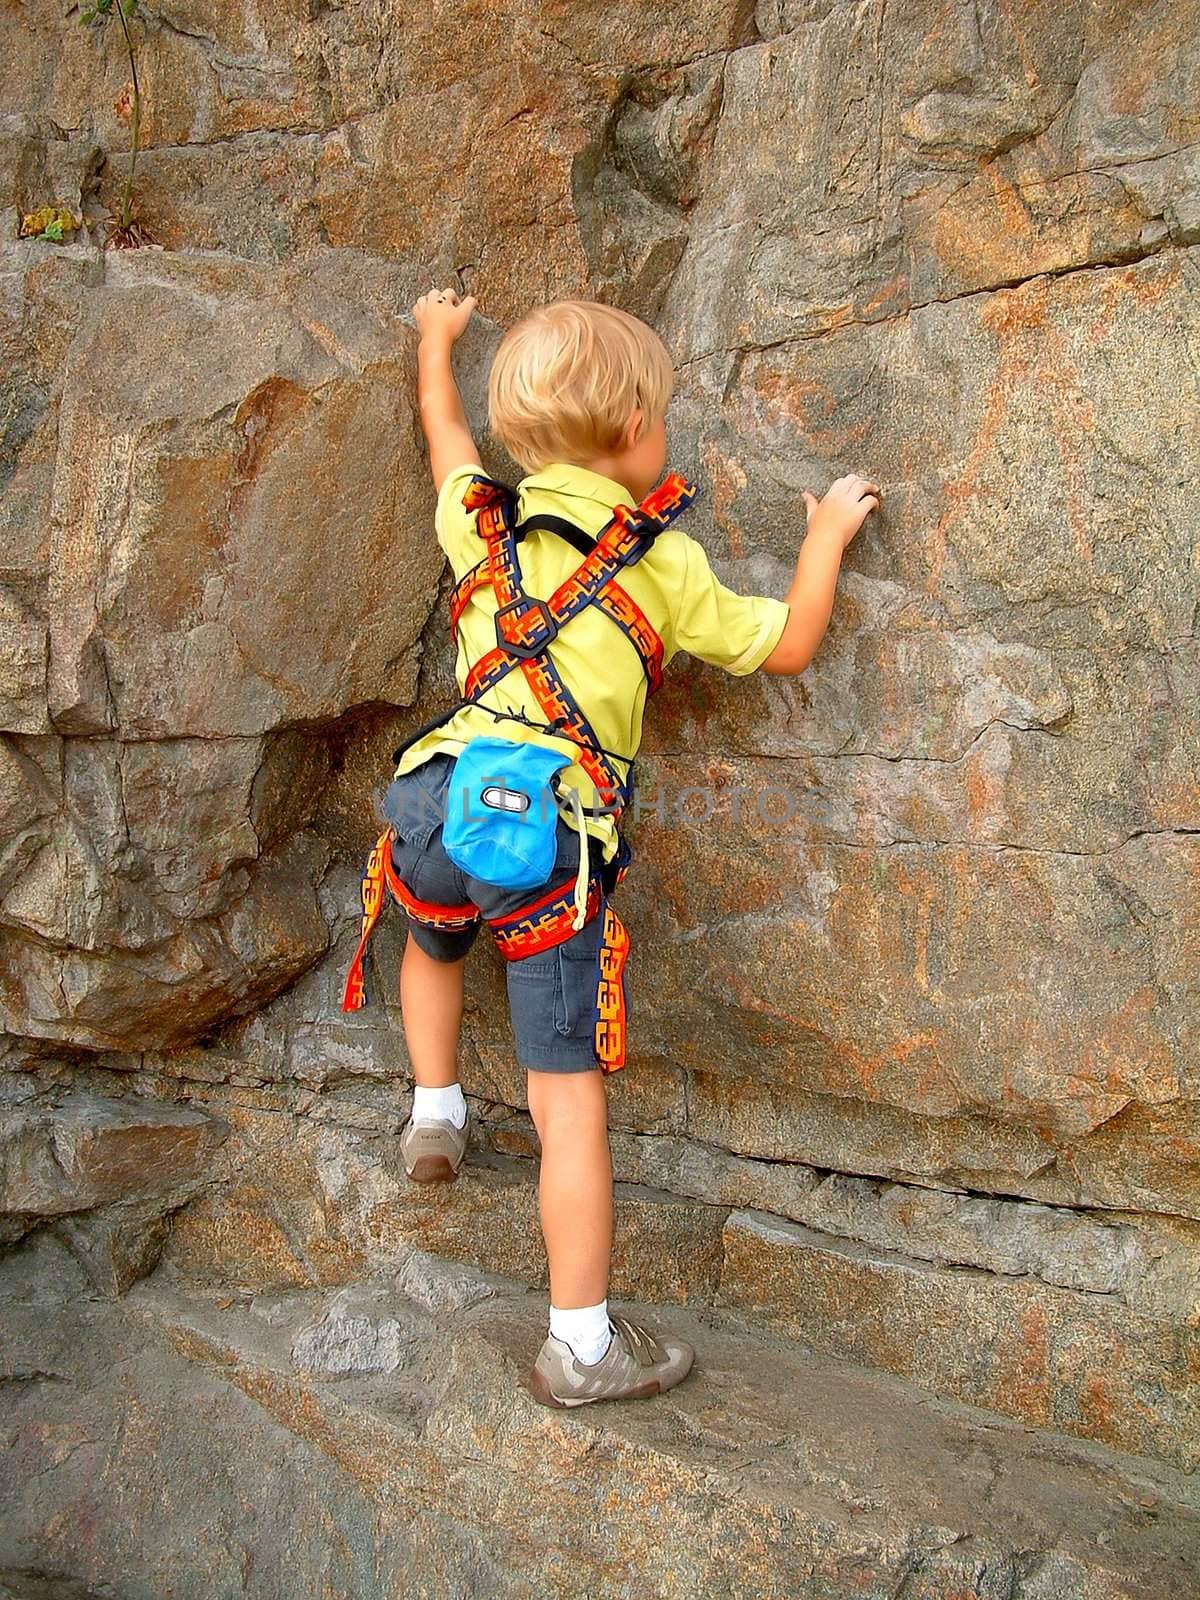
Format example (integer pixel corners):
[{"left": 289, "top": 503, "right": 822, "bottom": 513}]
[{"left": 527, "top": 1067, "right": 605, "bottom": 1135}]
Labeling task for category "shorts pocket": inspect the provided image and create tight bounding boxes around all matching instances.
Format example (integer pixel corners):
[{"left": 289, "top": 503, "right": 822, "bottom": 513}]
[{"left": 553, "top": 916, "right": 605, "bottom": 1038}]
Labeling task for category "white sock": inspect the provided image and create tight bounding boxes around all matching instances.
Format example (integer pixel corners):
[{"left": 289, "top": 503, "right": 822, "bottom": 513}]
[
  {"left": 411, "top": 1082, "right": 467, "bottom": 1129},
  {"left": 549, "top": 1299, "right": 613, "bottom": 1365}
]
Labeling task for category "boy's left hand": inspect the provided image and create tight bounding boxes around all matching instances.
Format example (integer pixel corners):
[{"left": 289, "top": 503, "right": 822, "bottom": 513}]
[{"left": 412, "top": 286, "right": 477, "bottom": 346}]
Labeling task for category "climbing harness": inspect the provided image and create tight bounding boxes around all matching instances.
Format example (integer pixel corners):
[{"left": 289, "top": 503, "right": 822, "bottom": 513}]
[{"left": 340, "top": 468, "right": 698, "bottom": 1072}]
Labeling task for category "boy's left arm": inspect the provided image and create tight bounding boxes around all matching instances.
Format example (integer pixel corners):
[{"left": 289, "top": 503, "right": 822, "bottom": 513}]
[
  {"left": 412, "top": 287, "right": 481, "bottom": 494},
  {"left": 667, "top": 471, "right": 879, "bottom": 677}
]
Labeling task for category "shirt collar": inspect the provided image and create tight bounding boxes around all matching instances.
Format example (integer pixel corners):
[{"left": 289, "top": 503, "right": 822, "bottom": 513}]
[{"left": 518, "top": 461, "right": 636, "bottom": 512}]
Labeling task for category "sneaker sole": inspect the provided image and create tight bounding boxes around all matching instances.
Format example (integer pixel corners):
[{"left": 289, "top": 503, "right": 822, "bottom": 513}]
[
  {"left": 527, "top": 1365, "right": 663, "bottom": 1408},
  {"left": 404, "top": 1153, "right": 460, "bottom": 1183}
]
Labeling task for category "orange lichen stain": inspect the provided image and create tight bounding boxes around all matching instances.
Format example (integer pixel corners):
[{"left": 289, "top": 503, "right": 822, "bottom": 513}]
[
  {"left": 861, "top": 273, "right": 910, "bottom": 319},
  {"left": 1088, "top": 1369, "right": 1126, "bottom": 1446},
  {"left": 1128, "top": 260, "right": 1179, "bottom": 307},
  {"left": 993, "top": 0, "right": 1043, "bottom": 88},
  {"left": 1073, "top": 986, "right": 1177, "bottom": 1110},
  {"left": 993, "top": 1058, "right": 1023, "bottom": 1115},
  {"left": 985, "top": 158, "right": 1038, "bottom": 243},
  {"left": 1086, "top": 271, "right": 1127, "bottom": 343},
  {"left": 909, "top": 1053, "right": 949, "bottom": 1103},
  {"left": 945, "top": 849, "right": 978, "bottom": 938},
  {"left": 836, "top": 1029, "right": 948, "bottom": 1105},
  {"left": 1089, "top": 258, "right": 1178, "bottom": 342},
  {"left": 994, "top": 1301, "right": 1051, "bottom": 1424},
  {"left": 930, "top": 156, "right": 1043, "bottom": 289},
  {"left": 699, "top": 438, "right": 747, "bottom": 558},
  {"left": 755, "top": 367, "right": 826, "bottom": 424},
  {"left": 718, "top": 967, "right": 954, "bottom": 1111},
  {"left": 980, "top": 276, "right": 1050, "bottom": 338},
  {"left": 752, "top": 367, "right": 870, "bottom": 454},
  {"left": 819, "top": 303, "right": 859, "bottom": 335},
  {"left": 964, "top": 746, "right": 999, "bottom": 831},
  {"left": 1109, "top": 60, "right": 1151, "bottom": 118}
]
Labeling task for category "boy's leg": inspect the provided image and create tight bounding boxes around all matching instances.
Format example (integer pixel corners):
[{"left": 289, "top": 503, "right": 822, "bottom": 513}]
[
  {"left": 527, "top": 1066, "right": 614, "bottom": 1363},
  {"left": 527, "top": 1067, "right": 613, "bottom": 1305},
  {"left": 399, "top": 934, "right": 466, "bottom": 1089},
  {"left": 398, "top": 933, "right": 473, "bottom": 1135},
  {"left": 473, "top": 814, "right": 618, "bottom": 1354},
  {"left": 383, "top": 754, "right": 479, "bottom": 1135}
]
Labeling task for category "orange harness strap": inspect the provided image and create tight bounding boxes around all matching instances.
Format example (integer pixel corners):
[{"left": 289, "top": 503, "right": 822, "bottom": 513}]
[
  {"left": 595, "top": 904, "right": 630, "bottom": 1071},
  {"left": 455, "top": 472, "right": 695, "bottom": 813},
  {"left": 340, "top": 828, "right": 391, "bottom": 1013},
  {"left": 486, "top": 871, "right": 605, "bottom": 959}
]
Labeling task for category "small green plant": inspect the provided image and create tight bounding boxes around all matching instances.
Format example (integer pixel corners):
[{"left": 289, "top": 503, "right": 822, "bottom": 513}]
[
  {"left": 78, "top": 0, "right": 157, "bottom": 247},
  {"left": 19, "top": 204, "right": 81, "bottom": 242}
]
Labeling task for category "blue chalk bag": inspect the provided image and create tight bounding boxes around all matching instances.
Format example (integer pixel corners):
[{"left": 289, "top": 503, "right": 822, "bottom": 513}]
[{"left": 442, "top": 736, "right": 572, "bottom": 890}]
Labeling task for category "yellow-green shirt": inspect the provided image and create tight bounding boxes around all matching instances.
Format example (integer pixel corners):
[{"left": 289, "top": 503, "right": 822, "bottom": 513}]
[{"left": 393, "top": 461, "right": 790, "bottom": 864}]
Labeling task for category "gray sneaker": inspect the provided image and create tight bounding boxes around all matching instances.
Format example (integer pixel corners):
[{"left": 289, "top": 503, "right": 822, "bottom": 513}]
[
  {"left": 399, "top": 1110, "right": 470, "bottom": 1183},
  {"left": 528, "top": 1311, "right": 694, "bottom": 1408}
]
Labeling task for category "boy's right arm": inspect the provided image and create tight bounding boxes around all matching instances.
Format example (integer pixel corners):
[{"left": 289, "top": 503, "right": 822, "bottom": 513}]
[
  {"left": 759, "top": 474, "right": 880, "bottom": 675},
  {"left": 412, "top": 287, "right": 481, "bottom": 495}
]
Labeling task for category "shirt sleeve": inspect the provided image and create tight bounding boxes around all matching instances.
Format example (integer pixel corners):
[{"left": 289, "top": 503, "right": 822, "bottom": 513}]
[
  {"left": 434, "top": 462, "right": 487, "bottom": 574},
  {"left": 670, "top": 533, "right": 791, "bottom": 675}
]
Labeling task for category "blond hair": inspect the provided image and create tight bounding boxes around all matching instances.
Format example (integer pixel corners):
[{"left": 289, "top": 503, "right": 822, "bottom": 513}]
[{"left": 487, "top": 300, "right": 674, "bottom": 473}]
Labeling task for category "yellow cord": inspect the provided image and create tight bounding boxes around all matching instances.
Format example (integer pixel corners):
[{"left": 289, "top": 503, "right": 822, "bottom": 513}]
[{"left": 561, "top": 786, "right": 591, "bottom": 930}]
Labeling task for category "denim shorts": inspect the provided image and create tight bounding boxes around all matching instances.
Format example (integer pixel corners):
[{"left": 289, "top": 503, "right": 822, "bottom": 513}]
[{"left": 379, "top": 752, "right": 616, "bottom": 1073}]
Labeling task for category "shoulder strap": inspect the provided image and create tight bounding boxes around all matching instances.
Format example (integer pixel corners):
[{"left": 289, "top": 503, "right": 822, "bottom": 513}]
[{"left": 515, "top": 513, "right": 597, "bottom": 558}]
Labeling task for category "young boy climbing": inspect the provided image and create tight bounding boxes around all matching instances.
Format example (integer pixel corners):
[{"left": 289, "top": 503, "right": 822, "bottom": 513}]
[{"left": 343, "top": 287, "right": 880, "bottom": 1408}]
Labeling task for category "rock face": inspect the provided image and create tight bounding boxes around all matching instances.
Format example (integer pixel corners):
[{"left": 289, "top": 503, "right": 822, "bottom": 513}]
[
  {"left": 0, "top": 1092, "right": 228, "bottom": 1291},
  {"left": 0, "top": 242, "right": 444, "bottom": 1049},
  {"left": 1, "top": 0, "right": 1198, "bottom": 1578}
]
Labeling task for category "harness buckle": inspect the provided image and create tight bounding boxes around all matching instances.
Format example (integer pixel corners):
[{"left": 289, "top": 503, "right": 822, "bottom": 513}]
[{"left": 494, "top": 596, "right": 559, "bottom": 659}]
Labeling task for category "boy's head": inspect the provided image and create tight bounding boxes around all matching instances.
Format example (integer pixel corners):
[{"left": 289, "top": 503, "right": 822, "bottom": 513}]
[{"left": 487, "top": 300, "right": 673, "bottom": 495}]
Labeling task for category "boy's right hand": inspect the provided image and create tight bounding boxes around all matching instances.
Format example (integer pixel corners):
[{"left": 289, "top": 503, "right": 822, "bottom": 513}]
[
  {"left": 412, "top": 286, "right": 478, "bottom": 347},
  {"left": 802, "top": 474, "right": 881, "bottom": 549}
]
